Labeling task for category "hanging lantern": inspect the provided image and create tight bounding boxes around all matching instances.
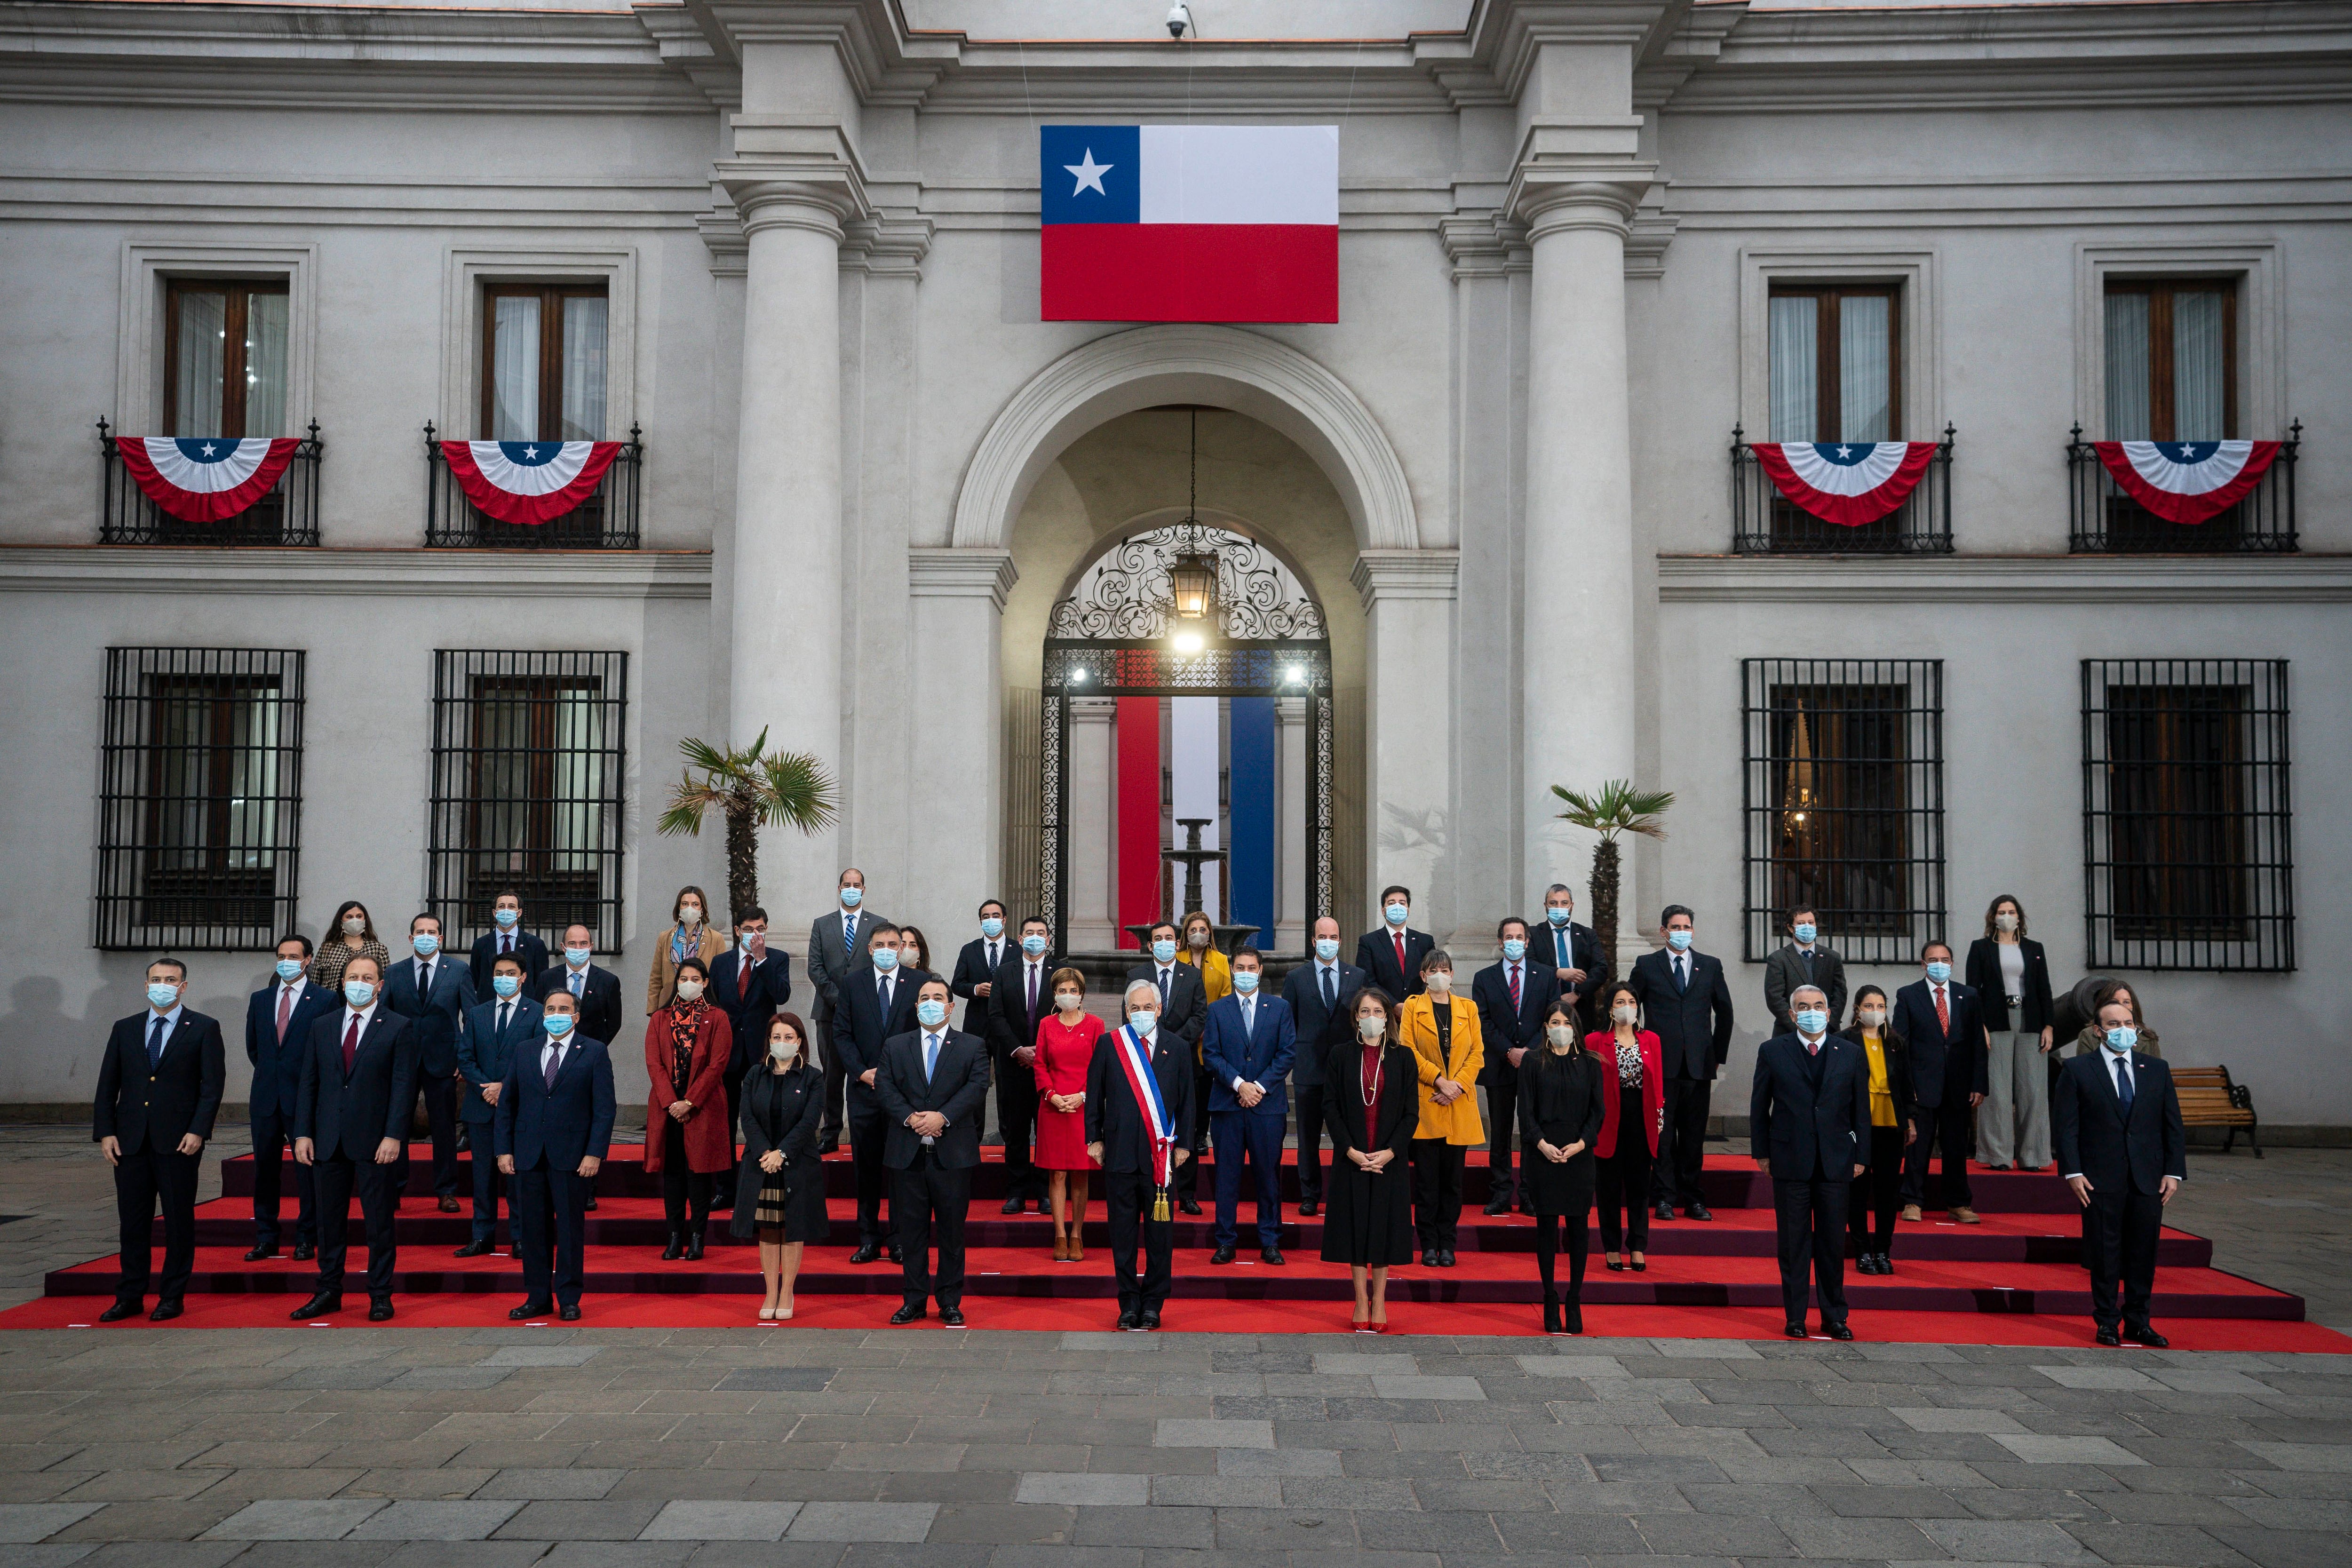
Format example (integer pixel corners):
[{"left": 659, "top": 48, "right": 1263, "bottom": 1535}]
[{"left": 1170, "top": 551, "right": 1216, "bottom": 623}]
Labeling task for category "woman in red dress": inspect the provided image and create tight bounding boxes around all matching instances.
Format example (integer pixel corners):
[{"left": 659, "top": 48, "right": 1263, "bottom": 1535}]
[{"left": 1033, "top": 966, "right": 1103, "bottom": 1261}]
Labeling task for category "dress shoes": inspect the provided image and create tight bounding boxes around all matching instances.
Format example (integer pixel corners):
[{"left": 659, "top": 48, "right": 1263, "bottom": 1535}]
[
  {"left": 817, "top": 1135, "right": 840, "bottom": 1156},
  {"left": 454, "top": 1238, "right": 494, "bottom": 1258},
  {"left": 940, "top": 1307, "right": 965, "bottom": 1327},
  {"left": 1563, "top": 1299, "right": 1583, "bottom": 1334},
  {"left": 1825, "top": 1322, "right": 1855, "bottom": 1341},
  {"left": 1178, "top": 1197, "right": 1202, "bottom": 1216},
  {"left": 889, "top": 1301, "right": 926, "bottom": 1325},
  {"left": 1652, "top": 1200, "right": 1676, "bottom": 1222},
  {"left": 1684, "top": 1202, "right": 1713, "bottom": 1221},
  {"left": 1484, "top": 1193, "right": 1513, "bottom": 1217},
  {"left": 849, "top": 1242, "right": 882, "bottom": 1265},
  {"left": 1210, "top": 1244, "right": 1238, "bottom": 1266},
  {"left": 1138, "top": 1308, "right": 1161, "bottom": 1331},
  {"left": 2122, "top": 1322, "right": 2169, "bottom": 1348},
  {"left": 1117, "top": 1310, "right": 1141, "bottom": 1331},
  {"left": 1949, "top": 1207, "right": 1981, "bottom": 1225},
  {"left": 583, "top": 1194, "right": 597, "bottom": 1211},
  {"left": 1001, "top": 1194, "right": 1025, "bottom": 1215},
  {"left": 1260, "top": 1246, "right": 1285, "bottom": 1266},
  {"left": 2095, "top": 1326, "right": 2122, "bottom": 1346},
  {"left": 1440, "top": 1249, "right": 1457, "bottom": 1267},
  {"left": 662, "top": 1231, "right": 685, "bottom": 1261},
  {"left": 97, "top": 1298, "right": 143, "bottom": 1323},
  {"left": 290, "top": 1291, "right": 341, "bottom": 1320},
  {"left": 1296, "top": 1199, "right": 1318, "bottom": 1217},
  {"left": 684, "top": 1232, "right": 706, "bottom": 1262},
  {"left": 559, "top": 1304, "right": 582, "bottom": 1322},
  {"left": 1542, "top": 1300, "right": 1561, "bottom": 1334},
  {"left": 292, "top": 1242, "right": 316, "bottom": 1261},
  {"left": 1786, "top": 1322, "right": 1809, "bottom": 1339},
  {"left": 368, "top": 1298, "right": 396, "bottom": 1321},
  {"left": 438, "top": 1195, "right": 461, "bottom": 1213},
  {"left": 149, "top": 1300, "right": 183, "bottom": 1322},
  {"left": 888, "top": 1242, "right": 904, "bottom": 1265},
  {"left": 511, "top": 1297, "right": 554, "bottom": 1321},
  {"left": 1899, "top": 1203, "right": 1923, "bottom": 1223},
  {"left": 244, "top": 1244, "right": 278, "bottom": 1262}
]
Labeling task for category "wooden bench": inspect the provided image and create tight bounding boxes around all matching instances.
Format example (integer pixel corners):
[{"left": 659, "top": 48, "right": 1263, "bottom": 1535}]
[{"left": 2172, "top": 1065, "right": 2262, "bottom": 1157}]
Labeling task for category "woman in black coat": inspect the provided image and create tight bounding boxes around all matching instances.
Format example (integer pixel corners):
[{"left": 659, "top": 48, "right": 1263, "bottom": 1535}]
[
  {"left": 1964, "top": 895, "right": 2057, "bottom": 1171},
  {"left": 1320, "top": 987, "right": 1420, "bottom": 1332},
  {"left": 1518, "top": 999, "right": 1606, "bottom": 1334},
  {"left": 1838, "top": 985, "right": 1915, "bottom": 1276},
  {"left": 731, "top": 1011, "right": 827, "bottom": 1321}
]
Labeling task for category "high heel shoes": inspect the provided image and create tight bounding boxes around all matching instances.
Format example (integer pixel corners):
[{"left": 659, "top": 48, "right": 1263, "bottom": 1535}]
[
  {"left": 1563, "top": 1297, "right": 1584, "bottom": 1334},
  {"left": 1541, "top": 1297, "right": 1561, "bottom": 1334},
  {"left": 1630, "top": 1255, "right": 1647, "bottom": 1273},
  {"left": 1605, "top": 1255, "right": 1628, "bottom": 1272}
]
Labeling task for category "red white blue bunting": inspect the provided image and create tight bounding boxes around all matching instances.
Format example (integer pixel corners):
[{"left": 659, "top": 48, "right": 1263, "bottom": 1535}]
[
  {"left": 116, "top": 436, "right": 299, "bottom": 522},
  {"left": 1749, "top": 441, "right": 1939, "bottom": 527},
  {"left": 2092, "top": 440, "right": 2280, "bottom": 526},
  {"left": 442, "top": 440, "right": 620, "bottom": 526}
]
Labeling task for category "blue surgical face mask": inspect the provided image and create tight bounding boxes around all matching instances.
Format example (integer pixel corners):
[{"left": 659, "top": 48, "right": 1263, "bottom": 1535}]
[
  {"left": 146, "top": 981, "right": 181, "bottom": 1010},
  {"left": 981, "top": 917, "right": 1004, "bottom": 939},
  {"left": 1022, "top": 933, "right": 1048, "bottom": 957},
  {"left": 275, "top": 957, "right": 305, "bottom": 981},
  {"left": 1384, "top": 902, "right": 1409, "bottom": 927},
  {"left": 343, "top": 980, "right": 375, "bottom": 1007},
  {"left": 2104, "top": 1025, "right": 2137, "bottom": 1053},
  {"left": 1502, "top": 939, "right": 1527, "bottom": 962},
  {"left": 739, "top": 930, "right": 759, "bottom": 951},
  {"left": 1547, "top": 907, "right": 1571, "bottom": 927},
  {"left": 1129, "top": 1010, "right": 1158, "bottom": 1036},
  {"left": 564, "top": 946, "right": 591, "bottom": 968},
  {"left": 1795, "top": 1009, "right": 1828, "bottom": 1036},
  {"left": 1315, "top": 938, "right": 1340, "bottom": 962},
  {"left": 412, "top": 933, "right": 439, "bottom": 958},
  {"left": 542, "top": 1012, "right": 574, "bottom": 1036},
  {"left": 1232, "top": 970, "right": 1259, "bottom": 995},
  {"left": 1152, "top": 939, "right": 1176, "bottom": 965},
  {"left": 873, "top": 947, "right": 899, "bottom": 971},
  {"left": 492, "top": 974, "right": 520, "bottom": 999},
  {"left": 1793, "top": 923, "right": 1816, "bottom": 944},
  {"left": 839, "top": 886, "right": 863, "bottom": 909},
  {"left": 1925, "top": 960, "right": 1952, "bottom": 984},
  {"left": 493, "top": 908, "right": 519, "bottom": 929},
  {"left": 916, "top": 998, "right": 947, "bottom": 1028},
  {"left": 1666, "top": 930, "right": 1693, "bottom": 952}
]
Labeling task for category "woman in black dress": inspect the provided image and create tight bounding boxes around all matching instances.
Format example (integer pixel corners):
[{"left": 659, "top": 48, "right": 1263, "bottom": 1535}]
[
  {"left": 731, "top": 1011, "right": 826, "bottom": 1321},
  {"left": 1518, "top": 999, "right": 1605, "bottom": 1334},
  {"left": 1320, "top": 987, "right": 1419, "bottom": 1332}
]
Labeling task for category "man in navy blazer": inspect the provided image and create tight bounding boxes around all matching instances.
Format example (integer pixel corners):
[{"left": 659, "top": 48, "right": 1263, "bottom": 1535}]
[
  {"left": 1473, "top": 917, "right": 1562, "bottom": 1215},
  {"left": 1201, "top": 948, "right": 1296, "bottom": 1265},
  {"left": 455, "top": 951, "right": 541, "bottom": 1257},
  {"left": 293, "top": 954, "right": 418, "bottom": 1321},
  {"left": 1357, "top": 884, "right": 1435, "bottom": 1000},
  {"left": 468, "top": 888, "right": 550, "bottom": 995},
  {"left": 948, "top": 900, "right": 1011, "bottom": 1035},
  {"left": 1628, "top": 906, "right": 1736, "bottom": 1222},
  {"left": 2054, "top": 997, "right": 2186, "bottom": 1347},
  {"left": 381, "top": 913, "right": 476, "bottom": 1210},
  {"left": 874, "top": 978, "right": 992, "bottom": 1325},
  {"left": 710, "top": 907, "right": 791, "bottom": 1206},
  {"left": 1537, "top": 883, "right": 1610, "bottom": 1034},
  {"left": 1891, "top": 941, "right": 1990, "bottom": 1223},
  {"left": 494, "top": 990, "right": 615, "bottom": 1321},
  {"left": 1279, "top": 917, "right": 1363, "bottom": 1217},
  {"left": 1749, "top": 986, "right": 1871, "bottom": 1340},
  {"left": 986, "top": 916, "right": 1059, "bottom": 1215},
  {"left": 534, "top": 924, "right": 625, "bottom": 1049},
  {"left": 246, "top": 934, "right": 337, "bottom": 1261},
  {"left": 837, "top": 923, "right": 921, "bottom": 1263},
  {"left": 94, "top": 957, "right": 227, "bottom": 1321}
]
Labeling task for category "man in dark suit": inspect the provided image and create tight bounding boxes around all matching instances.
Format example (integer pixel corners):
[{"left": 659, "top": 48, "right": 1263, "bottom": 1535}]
[
  {"left": 246, "top": 934, "right": 335, "bottom": 1261},
  {"left": 382, "top": 913, "right": 476, "bottom": 1210},
  {"left": 456, "top": 953, "right": 541, "bottom": 1257},
  {"left": 1762, "top": 906, "right": 1849, "bottom": 1036},
  {"left": 710, "top": 907, "right": 792, "bottom": 1207},
  {"left": 807, "top": 868, "right": 882, "bottom": 1152},
  {"left": 468, "top": 889, "right": 549, "bottom": 996},
  {"left": 1201, "top": 947, "right": 1295, "bottom": 1266},
  {"left": 1538, "top": 884, "right": 1610, "bottom": 1034},
  {"left": 1749, "top": 985, "right": 1871, "bottom": 1340},
  {"left": 293, "top": 954, "right": 418, "bottom": 1321},
  {"left": 1892, "top": 941, "right": 1990, "bottom": 1224},
  {"left": 949, "top": 899, "right": 1010, "bottom": 1037},
  {"left": 986, "top": 915, "right": 1057, "bottom": 1215},
  {"left": 1087, "top": 979, "right": 1197, "bottom": 1330},
  {"left": 1126, "top": 921, "right": 1210, "bottom": 1211},
  {"left": 533, "top": 924, "right": 624, "bottom": 1054},
  {"left": 874, "top": 977, "right": 991, "bottom": 1325},
  {"left": 1474, "top": 916, "right": 1562, "bottom": 1216},
  {"left": 1279, "top": 917, "right": 1361, "bottom": 1218},
  {"left": 93, "top": 957, "right": 226, "bottom": 1321},
  {"left": 1356, "top": 884, "right": 1435, "bottom": 1001},
  {"left": 1628, "top": 906, "right": 1736, "bottom": 1222},
  {"left": 2054, "top": 997, "right": 2187, "bottom": 1347},
  {"left": 494, "top": 989, "right": 616, "bottom": 1321},
  {"left": 837, "top": 922, "right": 918, "bottom": 1263}
]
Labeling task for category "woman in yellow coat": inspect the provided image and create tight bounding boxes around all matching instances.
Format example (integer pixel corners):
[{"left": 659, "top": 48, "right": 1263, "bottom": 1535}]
[
  {"left": 1399, "top": 948, "right": 1483, "bottom": 1267},
  {"left": 1174, "top": 910, "right": 1232, "bottom": 1003}
]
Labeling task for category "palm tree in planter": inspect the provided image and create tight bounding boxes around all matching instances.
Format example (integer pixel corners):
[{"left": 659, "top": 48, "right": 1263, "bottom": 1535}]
[
  {"left": 1549, "top": 780, "right": 1676, "bottom": 980},
  {"left": 657, "top": 729, "right": 838, "bottom": 925}
]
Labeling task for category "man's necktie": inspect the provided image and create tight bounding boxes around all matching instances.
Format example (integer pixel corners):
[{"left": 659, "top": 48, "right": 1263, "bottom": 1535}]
[
  {"left": 987, "top": 942, "right": 999, "bottom": 971},
  {"left": 544, "top": 1045, "right": 561, "bottom": 1090},
  {"left": 1393, "top": 932, "right": 1407, "bottom": 979},
  {"left": 342, "top": 1014, "right": 360, "bottom": 1075},
  {"left": 570, "top": 971, "right": 583, "bottom": 999},
  {"left": 1321, "top": 966, "right": 1336, "bottom": 1011},
  {"left": 1674, "top": 957, "right": 1688, "bottom": 995},
  {"left": 1027, "top": 963, "right": 1039, "bottom": 1017},
  {"left": 276, "top": 985, "right": 294, "bottom": 1042},
  {"left": 1508, "top": 963, "right": 1521, "bottom": 1012},
  {"left": 845, "top": 913, "right": 857, "bottom": 947},
  {"left": 880, "top": 977, "right": 891, "bottom": 1016},
  {"left": 2113, "top": 1057, "right": 2134, "bottom": 1113},
  {"left": 924, "top": 1032, "right": 939, "bottom": 1083},
  {"left": 147, "top": 1015, "right": 167, "bottom": 1069},
  {"left": 1159, "top": 968, "right": 1171, "bottom": 1003},
  {"left": 1934, "top": 986, "right": 1950, "bottom": 1036},
  {"left": 1799, "top": 949, "right": 1812, "bottom": 977},
  {"left": 419, "top": 961, "right": 431, "bottom": 995},
  {"left": 501, "top": 932, "right": 511, "bottom": 955},
  {"left": 496, "top": 1002, "right": 511, "bottom": 1038}
]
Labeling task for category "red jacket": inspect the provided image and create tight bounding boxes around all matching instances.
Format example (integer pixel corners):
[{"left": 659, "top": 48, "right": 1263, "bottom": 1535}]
[
  {"left": 1588, "top": 1028, "right": 1664, "bottom": 1160},
  {"left": 642, "top": 1004, "right": 734, "bottom": 1173}
]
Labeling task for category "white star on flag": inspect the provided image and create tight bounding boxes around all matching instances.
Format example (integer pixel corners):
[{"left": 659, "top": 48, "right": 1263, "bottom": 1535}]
[
  {"left": 200, "top": 443, "right": 216, "bottom": 456},
  {"left": 1065, "top": 149, "right": 1112, "bottom": 197},
  {"left": 1836, "top": 446, "right": 1851, "bottom": 458},
  {"left": 524, "top": 446, "right": 539, "bottom": 459}
]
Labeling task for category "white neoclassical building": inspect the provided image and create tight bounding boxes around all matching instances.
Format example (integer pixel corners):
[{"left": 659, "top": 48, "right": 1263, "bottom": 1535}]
[{"left": 0, "top": 0, "right": 2346, "bottom": 1123}]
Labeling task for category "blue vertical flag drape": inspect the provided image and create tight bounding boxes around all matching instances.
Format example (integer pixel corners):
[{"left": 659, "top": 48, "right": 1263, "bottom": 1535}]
[{"left": 1227, "top": 698, "right": 1278, "bottom": 947}]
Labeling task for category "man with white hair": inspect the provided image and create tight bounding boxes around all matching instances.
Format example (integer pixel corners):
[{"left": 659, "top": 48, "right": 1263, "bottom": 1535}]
[
  {"left": 1084, "top": 979, "right": 1195, "bottom": 1331},
  {"left": 1749, "top": 983, "right": 1871, "bottom": 1341}
]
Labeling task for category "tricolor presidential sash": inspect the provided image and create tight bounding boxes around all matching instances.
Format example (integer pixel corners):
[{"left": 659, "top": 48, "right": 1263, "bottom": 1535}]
[{"left": 1112, "top": 1024, "right": 1176, "bottom": 1199}]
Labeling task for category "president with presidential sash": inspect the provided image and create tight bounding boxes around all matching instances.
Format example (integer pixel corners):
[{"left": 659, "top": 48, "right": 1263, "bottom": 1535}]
[{"left": 1085, "top": 979, "right": 1197, "bottom": 1331}]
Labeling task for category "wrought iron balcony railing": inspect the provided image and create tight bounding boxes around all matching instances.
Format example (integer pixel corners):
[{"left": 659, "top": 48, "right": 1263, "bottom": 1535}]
[
  {"left": 1731, "top": 426, "right": 1955, "bottom": 555},
  {"left": 98, "top": 419, "right": 323, "bottom": 546},
  {"left": 2068, "top": 423, "right": 2298, "bottom": 554},
  {"left": 424, "top": 423, "right": 643, "bottom": 549}
]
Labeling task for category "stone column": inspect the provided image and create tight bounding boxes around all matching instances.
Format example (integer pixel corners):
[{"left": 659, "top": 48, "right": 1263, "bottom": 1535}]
[
  {"left": 1351, "top": 549, "right": 1461, "bottom": 936},
  {"left": 907, "top": 547, "right": 1018, "bottom": 939}
]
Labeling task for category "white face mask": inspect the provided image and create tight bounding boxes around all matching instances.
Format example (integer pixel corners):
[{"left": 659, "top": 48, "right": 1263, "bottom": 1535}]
[
  {"left": 1424, "top": 971, "right": 1452, "bottom": 995},
  {"left": 1188, "top": 929, "right": 1209, "bottom": 949},
  {"left": 1612, "top": 1004, "right": 1637, "bottom": 1026},
  {"left": 1995, "top": 912, "right": 2019, "bottom": 933},
  {"left": 1547, "top": 1023, "right": 1577, "bottom": 1048},
  {"left": 1857, "top": 1008, "right": 1887, "bottom": 1029},
  {"left": 342, "top": 917, "right": 366, "bottom": 938},
  {"left": 679, "top": 905, "right": 702, "bottom": 926},
  {"left": 1055, "top": 992, "right": 1083, "bottom": 1014},
  {"left": 770, "top": 1037, "right": 798, "bottom": 1061},
  {"left": 1357, "top": 1014, "right": 1387, "bottom": 1041},
  {"left": 675, "top": 979, "right": 705, "bottom": 1002}
]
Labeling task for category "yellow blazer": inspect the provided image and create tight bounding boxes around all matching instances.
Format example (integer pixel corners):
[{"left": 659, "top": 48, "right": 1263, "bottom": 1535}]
[
  {"left": 1399, "top": 990, "right": 1485, "bottom": 1145},
  {"left": 1179, "top": 945, "right": 1232, "bottom": 1004}
]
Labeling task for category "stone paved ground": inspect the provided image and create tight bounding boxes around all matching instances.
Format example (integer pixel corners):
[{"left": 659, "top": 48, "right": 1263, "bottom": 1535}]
[{"left": 1, "top": 1128, "right": 2347, "bottom": 1567}]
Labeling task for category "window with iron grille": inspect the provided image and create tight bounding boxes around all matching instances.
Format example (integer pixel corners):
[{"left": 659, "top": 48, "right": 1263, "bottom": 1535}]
[
  {"left": 1742, "top": 660, "right": 1945, "bottom": 964},
  {"left": 2082, "top": 660, "right": 2291, "bottom": 971},
  {"left": 96, "top": 648, "right": 304, "bottom": 950},
  {"left": 428, "top": 651, "right": 627, "bottom": 956}
]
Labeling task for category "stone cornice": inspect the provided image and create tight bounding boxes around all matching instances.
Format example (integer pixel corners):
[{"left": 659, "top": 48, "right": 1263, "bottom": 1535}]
[
  {"left": 907, "top": 546, "right": 1017, "bottom": 609},
  {"left": 717, "top": 119, "right": 875, "bottom": 236},
  {"left": 0, "top": 547, "right": 714, "bottom": 600},
  {"left": 1655, "top": 552, "right": 2352, "bottom": 604},
  {"left": 1351, "top": 549, "right": 1461, "bottom": 610},
  {"left": 841, "top": 214, "right": 934, "bottom": 278}
]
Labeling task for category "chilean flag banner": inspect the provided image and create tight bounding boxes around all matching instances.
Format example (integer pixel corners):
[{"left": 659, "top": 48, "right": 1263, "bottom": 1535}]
[
  {"left": 1041, "top": 123, "right": 1338, "bottom": 324},
  {"left": 1750, "top": 441, "right": 1939, "bottom": 527},
  {"left": 441, "top": 440, "right": 621, "bottom": 526},
  {"left": 2093, "top": 440, "right": 2280, "bottom": 526},
  {"left": 116, "top": 436, "right": 299, "bottom": 522}
]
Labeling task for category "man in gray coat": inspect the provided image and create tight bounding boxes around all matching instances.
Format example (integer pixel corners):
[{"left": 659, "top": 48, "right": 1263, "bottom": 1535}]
[
  {"left": 806, "top": 868, "right": 884, "bottom": 1153},
  {"left": 1762, "top": 905, "right": 1848, "bottom": 1037}
]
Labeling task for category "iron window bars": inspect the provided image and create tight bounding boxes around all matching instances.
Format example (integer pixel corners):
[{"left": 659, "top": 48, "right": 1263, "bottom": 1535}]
[
  {"left": 2068, "top": 424, "right": 2298, "bottom": 553},
  {"left": 423, "top": 423, "right": 643, "bottom": 549},
  {"left": 97, "top": 419, "right": 323, "bottom": 546},
  {"left": 1742, "top": 659, "right": 1947, "bottom": 964},
  {"left": 1731, "top": 426, "right": 1955, "bottom": 555},
  {"left": 95, "top": 648, "right": 305, "bottom": 950},
  {"left": 2082, "top": 659, "right": 2292, "bottom": 972},
  {"left": 428, "top": 651, "right": 628, "bottom": 956}
]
